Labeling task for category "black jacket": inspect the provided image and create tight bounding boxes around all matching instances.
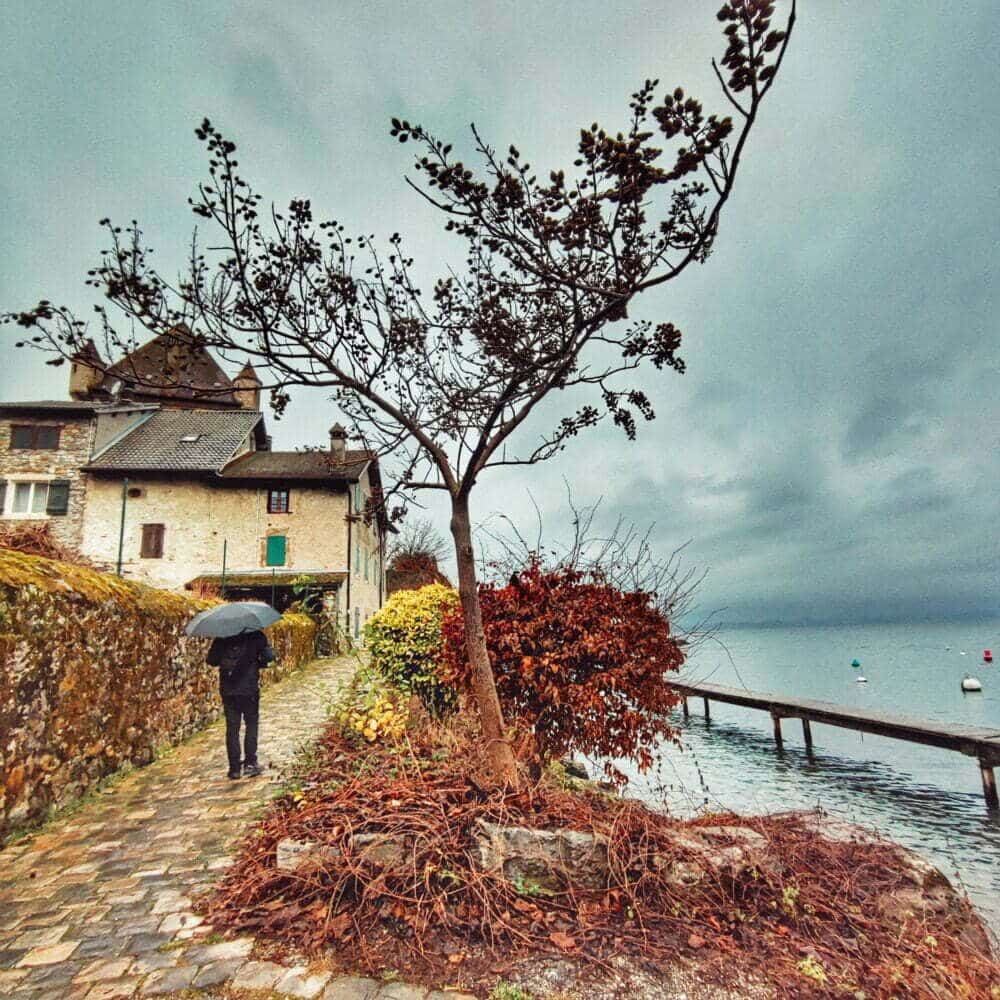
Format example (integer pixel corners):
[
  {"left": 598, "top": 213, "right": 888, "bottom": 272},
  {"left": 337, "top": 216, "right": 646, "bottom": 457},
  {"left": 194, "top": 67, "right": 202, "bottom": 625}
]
[{"left": 207, "top": 631, "right": 273, "bottom": 698}]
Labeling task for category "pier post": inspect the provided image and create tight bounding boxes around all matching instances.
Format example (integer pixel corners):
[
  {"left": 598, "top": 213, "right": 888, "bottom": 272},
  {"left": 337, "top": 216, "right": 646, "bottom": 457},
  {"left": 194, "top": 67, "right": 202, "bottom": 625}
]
[
  {"left": 802, "top": 718, "right": 813, "bottom": 753},
  {"left": 682, "top": 698, "right": 689, "bottom": 719},
  {"left": 703, "top": 698, "right": 711, "bottom": 721},
  {"left": 771, "top": 713, "right": 783, "bottom": 748},
  {"left": 981, "top": 760, "right": 999, "bottom": 811}
]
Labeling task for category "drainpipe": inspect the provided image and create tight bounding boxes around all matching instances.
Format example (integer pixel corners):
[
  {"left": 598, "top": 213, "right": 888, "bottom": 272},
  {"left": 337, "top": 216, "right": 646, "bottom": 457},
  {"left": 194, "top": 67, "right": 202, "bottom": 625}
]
[{"left": 115, "top": 477, "right": 128, "bottom": 576}]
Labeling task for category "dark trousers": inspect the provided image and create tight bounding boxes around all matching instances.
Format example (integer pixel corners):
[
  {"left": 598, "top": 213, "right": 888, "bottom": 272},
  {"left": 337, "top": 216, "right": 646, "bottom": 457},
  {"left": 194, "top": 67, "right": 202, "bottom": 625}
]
[{"left": 222, "top": 694, "right": 259, "bottom": 773}]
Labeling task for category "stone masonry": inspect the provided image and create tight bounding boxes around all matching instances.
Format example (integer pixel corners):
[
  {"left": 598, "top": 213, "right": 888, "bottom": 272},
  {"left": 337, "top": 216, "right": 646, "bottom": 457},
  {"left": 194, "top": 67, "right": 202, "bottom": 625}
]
[
  {"left": 0, "top": 655, "right": 474, "bottom": 1000},
  {"left": 0, "top": 414, "right": 94, "bottom": 549}
]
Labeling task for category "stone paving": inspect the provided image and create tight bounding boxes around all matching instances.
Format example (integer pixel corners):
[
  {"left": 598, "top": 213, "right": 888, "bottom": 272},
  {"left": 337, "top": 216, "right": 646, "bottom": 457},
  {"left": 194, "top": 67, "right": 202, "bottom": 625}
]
[{"left": 0, "top": 656, "right": 475, "bottom": 1000}]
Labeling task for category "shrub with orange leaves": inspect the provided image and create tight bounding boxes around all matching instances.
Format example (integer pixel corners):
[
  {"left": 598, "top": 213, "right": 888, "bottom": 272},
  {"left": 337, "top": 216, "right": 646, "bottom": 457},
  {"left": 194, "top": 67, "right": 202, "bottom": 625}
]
[{"left": 440, "top": 560, "right": 684, "bottom": 781}]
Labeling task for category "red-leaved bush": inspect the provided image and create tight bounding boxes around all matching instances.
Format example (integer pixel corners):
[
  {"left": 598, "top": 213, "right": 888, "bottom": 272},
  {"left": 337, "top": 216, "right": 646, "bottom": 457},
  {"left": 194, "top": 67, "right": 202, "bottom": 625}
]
[{"left": 440, "top": 561, "right": 684, "bottom": 781}]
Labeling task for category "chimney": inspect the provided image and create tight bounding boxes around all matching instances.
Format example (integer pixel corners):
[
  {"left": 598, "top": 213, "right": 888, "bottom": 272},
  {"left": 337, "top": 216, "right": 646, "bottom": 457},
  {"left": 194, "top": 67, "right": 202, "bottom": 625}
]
[
  {"left": 329, "top": 422, "right": 347, "bottom": 462},
  {"left": 233, "top": 362, "right": 262, "bottom": 410},
  {"left": 69, "top": 340, "right": 104, "bottom": 400}
]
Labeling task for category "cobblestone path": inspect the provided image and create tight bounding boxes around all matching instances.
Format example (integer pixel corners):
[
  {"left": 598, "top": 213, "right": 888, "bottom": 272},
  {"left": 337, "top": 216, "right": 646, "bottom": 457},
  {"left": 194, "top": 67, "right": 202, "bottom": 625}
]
[{"left": 0, "top": 656, "right": 472, "bottom": 1000}]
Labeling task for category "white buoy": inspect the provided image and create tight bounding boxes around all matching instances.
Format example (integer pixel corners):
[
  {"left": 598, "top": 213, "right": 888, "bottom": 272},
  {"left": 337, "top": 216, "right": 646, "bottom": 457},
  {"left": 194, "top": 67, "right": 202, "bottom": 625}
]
[
  {"left": 856, "top": 675, "right": 868, "bottom": 683},
  {"left": 961, "top": 675, "right": 982, "bottom": 692}
]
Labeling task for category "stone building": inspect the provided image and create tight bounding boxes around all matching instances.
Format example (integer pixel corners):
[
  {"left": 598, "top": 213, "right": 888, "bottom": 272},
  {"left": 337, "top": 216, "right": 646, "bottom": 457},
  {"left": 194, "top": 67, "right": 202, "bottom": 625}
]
[{"left": 0, "top": 330, "right": 386, "bottom": 636}]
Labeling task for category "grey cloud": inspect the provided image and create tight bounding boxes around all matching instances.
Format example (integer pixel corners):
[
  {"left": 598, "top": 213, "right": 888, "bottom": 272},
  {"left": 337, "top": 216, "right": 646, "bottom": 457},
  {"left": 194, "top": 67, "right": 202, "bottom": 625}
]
[{"left": 1, "top": 0, "right": 998, "bottom": 626}]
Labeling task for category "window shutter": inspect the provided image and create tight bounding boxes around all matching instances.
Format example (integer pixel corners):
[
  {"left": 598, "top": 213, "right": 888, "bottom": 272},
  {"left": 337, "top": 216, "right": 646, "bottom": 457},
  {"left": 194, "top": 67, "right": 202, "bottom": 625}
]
[
  {"left": 0, "top": 479, "right": 6, "bottom": 513},
  {"left": 10, "top": 426, "right": 33, "bottom": 449},
  {"left": 37, "top": 426, "right": 61, "bottom": 450},
  {"left": 266, "top": 535, "right": 286, "bottom": 566},
  {"left": 141, "top": 523, "right": 165, "bottom": 559},
  {"left": 46, "top": 479, "right": 71, "bottom": 516}
]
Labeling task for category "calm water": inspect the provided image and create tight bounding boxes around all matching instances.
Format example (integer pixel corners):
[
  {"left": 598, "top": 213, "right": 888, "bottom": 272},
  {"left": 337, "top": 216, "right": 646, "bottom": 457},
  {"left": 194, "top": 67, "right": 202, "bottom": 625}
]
[{"left": 616, "top": 620, "right": 1000, "bottom": 931}]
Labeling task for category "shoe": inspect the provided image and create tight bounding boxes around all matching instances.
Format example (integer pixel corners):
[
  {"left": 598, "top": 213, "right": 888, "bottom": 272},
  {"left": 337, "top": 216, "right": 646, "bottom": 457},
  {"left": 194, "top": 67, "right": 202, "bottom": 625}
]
[
  {"left": 243, "top": 762, "right": 263, "bottom": 778},
  {"left": 227, "top": 770, "right": 241, "bottom": 781}
]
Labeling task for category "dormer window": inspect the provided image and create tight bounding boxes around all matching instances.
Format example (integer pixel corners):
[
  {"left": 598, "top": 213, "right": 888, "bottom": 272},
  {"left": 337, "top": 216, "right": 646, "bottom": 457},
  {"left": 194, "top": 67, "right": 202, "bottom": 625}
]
[{"left": 179, "top": 434, "right": 201, "bottom": 443}]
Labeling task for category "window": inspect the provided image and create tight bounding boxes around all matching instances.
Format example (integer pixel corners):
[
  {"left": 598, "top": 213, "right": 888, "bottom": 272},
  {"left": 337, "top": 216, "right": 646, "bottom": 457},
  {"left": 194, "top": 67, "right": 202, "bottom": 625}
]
[
  {"left": 2, "top": 480, "right": 70, "bottom": 517},
  {"left": 10, "top": 425, "right": 61, "bottom": 450},
  {"left": 267, "top": 489, "right": 290, "bottom": 514},
  {"left": 12, "top": 482, "right": 48, "bottom": 514},
  {"left": 140, "top": 523, "right": 165, "bottom": 559},
  {"left": 265, "top": 534, "right": 287, "bottom": 567}
]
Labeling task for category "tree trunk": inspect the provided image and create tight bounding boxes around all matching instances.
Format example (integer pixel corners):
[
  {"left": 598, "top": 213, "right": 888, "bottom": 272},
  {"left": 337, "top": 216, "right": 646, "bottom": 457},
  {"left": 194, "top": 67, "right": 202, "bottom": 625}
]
[{"left": 450, "top": 492, "right": 520, "bottom": 787}]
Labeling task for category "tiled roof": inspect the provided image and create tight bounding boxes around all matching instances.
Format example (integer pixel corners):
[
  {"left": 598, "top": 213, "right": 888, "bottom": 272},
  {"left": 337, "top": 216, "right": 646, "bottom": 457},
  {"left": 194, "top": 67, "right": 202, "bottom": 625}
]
[
  {"left": 100, "top": 327, "right": 240, "bottom": 407},
  {"left": 218, "top": 450, "right": 372, "bottom": 481},
  {"left": 86, "top": 409, "right": 262, "bottom": 472},
  {"left": 0, "top": 400, "right": 101, "bottom": 414}
]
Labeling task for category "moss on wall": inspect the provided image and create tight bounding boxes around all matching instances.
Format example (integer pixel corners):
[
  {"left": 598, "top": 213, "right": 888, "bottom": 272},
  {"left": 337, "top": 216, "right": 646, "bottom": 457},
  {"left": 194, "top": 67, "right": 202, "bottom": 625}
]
[{"left": 0, "top": 549, "right": 316, "bottom": 838}]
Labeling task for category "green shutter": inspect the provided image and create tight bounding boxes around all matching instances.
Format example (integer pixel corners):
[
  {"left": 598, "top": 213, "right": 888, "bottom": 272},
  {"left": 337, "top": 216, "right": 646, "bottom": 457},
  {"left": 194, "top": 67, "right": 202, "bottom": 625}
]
[
  {"left": 0, "top": 479, "right": 6, "bottom": 514},
  {"left": 364, "top": 547, "right": 369, "bottom": 581},
  {"left": 355, "top": 539, "right": 360, "bottom": 575},
  {"left": 266, "top": 535, "right": 286, "bottom": 566},
  {"left": 46, "top": 479, "right": 71, "bottom": 516}
]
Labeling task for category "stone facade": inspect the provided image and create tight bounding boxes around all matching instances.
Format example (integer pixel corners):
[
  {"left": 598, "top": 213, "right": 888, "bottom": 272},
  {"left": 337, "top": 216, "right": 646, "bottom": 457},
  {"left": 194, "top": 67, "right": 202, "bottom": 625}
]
[
  {"left": 81, "top": 476, "right": 353, "bottom": 590},
  {"left": 346, "top": 463, "right": 386, "bottom": 639},
  {"left": 0, "top": 413, "right": 94, "bottom": 549}
]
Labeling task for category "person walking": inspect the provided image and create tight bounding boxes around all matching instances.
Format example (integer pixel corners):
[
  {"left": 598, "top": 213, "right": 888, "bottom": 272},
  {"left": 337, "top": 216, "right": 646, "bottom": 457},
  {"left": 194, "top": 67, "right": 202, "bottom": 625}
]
[{"left": 207, "top": 629, "right": 275, "bottom": 780}]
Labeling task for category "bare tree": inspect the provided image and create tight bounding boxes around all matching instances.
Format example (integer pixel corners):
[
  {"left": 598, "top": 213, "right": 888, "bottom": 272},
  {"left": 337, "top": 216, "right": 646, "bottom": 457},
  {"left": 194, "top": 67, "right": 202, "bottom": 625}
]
[
  {"left": 6, "top": 2, "right": 794, "bottom": 785},
  {"left": 389, "top": 519, "right": 450, "bottom": 567}
]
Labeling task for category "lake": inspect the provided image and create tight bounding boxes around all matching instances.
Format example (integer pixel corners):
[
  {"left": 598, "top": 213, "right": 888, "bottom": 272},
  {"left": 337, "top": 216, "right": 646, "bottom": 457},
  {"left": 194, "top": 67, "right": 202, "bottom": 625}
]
[{"left": 616, "top": 620, "right": 1000, "bottom": 932}]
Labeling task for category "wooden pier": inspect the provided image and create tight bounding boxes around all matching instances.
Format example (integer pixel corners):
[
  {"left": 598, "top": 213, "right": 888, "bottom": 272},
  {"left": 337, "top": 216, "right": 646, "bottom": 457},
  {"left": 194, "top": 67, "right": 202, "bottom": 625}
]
[{"left": 670, "top": 681, "right": 1000, "bottom": 810}]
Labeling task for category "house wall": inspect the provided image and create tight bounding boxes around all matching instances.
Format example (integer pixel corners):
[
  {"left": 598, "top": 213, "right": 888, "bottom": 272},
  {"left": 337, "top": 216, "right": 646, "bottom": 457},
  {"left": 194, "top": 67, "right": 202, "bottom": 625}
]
[
  {"left": 80, "top": 476, "right": 352, "bottom": 591},
  {"left": 346, "top": 464, "right": 385, "bottom": 638},
  {"left": 0, "top": 415, "right": 94, "bottom": 549}
]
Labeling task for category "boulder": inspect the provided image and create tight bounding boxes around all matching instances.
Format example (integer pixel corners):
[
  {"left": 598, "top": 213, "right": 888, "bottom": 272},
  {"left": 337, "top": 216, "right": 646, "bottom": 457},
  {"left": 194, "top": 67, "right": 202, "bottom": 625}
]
[
  {"left": 561, "top": 757, "right": 590, "bottom": 781},
  {"left": 275, "top": 838, "right": 340, "bottom": 872},
  {"left": 353, "top": 833, "right": 409, "bottom": 869},
  {"left": 475, "top": 820, "right": 610, "bottom": 892},
  {"left": 654, "top": 824, "right": 773, "bottom": 887},
  {"left": 792, "top": 813, "right": 992, "bottom": 954}
]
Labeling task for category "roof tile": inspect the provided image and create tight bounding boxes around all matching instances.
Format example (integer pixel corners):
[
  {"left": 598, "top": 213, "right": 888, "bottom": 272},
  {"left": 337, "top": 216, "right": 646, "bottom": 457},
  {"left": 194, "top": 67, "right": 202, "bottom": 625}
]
[
  {"left": 218, "top": 450, "right": 372, "bottom": 481},
  {"left": 87, "top": 409, "right": 262, "bottom": 471}
]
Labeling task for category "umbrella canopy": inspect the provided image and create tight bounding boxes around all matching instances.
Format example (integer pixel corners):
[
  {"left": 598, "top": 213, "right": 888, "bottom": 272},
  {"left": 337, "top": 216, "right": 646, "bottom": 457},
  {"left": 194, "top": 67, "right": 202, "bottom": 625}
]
[{"left": 185, "top": 601, "right": 282, "bottom": 638}]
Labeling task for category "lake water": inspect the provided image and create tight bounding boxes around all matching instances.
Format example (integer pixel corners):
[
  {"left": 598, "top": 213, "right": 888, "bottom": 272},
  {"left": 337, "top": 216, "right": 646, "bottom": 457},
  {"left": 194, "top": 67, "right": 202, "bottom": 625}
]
[{"left": 616, "top": 620, "right": 1000, "bottom": 932}]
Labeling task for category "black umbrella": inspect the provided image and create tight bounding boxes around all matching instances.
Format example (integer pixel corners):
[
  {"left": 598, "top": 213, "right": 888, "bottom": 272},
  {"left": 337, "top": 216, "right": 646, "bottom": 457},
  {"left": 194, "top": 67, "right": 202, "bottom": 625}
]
[{"left": 185, "top": 601, "right": 281, "bottom": 638}]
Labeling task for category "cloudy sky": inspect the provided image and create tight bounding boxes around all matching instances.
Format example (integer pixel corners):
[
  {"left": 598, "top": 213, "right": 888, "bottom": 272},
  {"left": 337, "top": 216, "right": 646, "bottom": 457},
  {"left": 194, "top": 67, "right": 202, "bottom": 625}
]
[{"left": 1, "top": 2, "right": 997, "bottom": 625}]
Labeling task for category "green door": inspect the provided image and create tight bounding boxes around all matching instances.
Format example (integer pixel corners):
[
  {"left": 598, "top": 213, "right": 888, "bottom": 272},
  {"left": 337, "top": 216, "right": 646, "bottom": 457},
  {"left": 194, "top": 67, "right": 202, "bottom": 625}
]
[{"left": 266, "top": 535, "right": 286, "bottom": 566}]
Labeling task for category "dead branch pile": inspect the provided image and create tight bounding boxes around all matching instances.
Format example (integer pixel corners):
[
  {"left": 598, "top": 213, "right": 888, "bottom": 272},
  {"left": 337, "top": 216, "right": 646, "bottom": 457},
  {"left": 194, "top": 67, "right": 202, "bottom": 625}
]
[
  {"left": 203, "top": 720, "right": 998, "bottom": 998},
  {"left": 0, "top": 522, "right": 96, "bottom": 567}
]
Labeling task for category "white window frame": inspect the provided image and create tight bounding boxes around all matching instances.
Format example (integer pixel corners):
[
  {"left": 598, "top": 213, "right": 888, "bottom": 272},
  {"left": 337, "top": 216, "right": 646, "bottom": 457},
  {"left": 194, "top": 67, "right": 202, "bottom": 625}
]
[{"left": 2, "top": 474, "right": 55, "bottom": 519}]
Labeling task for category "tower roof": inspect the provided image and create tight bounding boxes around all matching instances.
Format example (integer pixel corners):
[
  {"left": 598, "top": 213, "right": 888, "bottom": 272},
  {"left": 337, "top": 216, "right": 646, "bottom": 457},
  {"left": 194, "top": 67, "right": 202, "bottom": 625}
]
[{"left": 99, "top": 326, "right": 240, "bottom": 407}]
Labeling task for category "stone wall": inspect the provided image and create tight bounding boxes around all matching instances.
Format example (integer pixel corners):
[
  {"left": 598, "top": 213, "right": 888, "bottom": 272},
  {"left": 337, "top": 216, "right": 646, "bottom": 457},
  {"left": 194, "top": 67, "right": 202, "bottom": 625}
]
[
  {"left": 80, "top": 475, "right": 352, "bottom": 591},
  {"left": 0, "top": 415, "right": 94, "bottom": 550},
  {"left": 0, "top": 549, "right": 317, "bottom": 839}
]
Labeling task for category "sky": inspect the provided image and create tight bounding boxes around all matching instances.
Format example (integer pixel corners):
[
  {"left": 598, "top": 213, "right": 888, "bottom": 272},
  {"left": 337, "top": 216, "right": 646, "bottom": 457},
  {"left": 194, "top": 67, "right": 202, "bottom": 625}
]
[{"left": 1, "top": 1, "right": 997, "bottom": 626}]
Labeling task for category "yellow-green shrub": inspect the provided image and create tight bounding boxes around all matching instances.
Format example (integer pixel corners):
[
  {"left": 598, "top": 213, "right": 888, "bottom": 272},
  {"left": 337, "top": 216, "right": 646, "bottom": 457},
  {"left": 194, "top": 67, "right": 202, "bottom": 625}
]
[
  {"left": 363, "top": 583, "right": 459, "bottom": 715},
  {"left": 334, "top": 665, "right": 408, "bottom": 744}
]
